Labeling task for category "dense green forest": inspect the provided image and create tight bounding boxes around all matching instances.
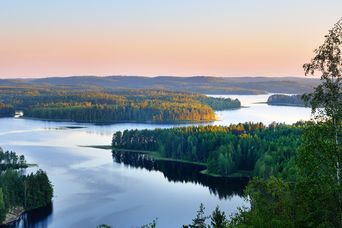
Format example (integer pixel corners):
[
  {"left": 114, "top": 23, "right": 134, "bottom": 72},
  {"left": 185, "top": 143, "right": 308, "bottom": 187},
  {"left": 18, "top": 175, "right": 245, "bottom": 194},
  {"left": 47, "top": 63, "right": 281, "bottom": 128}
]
[
  {"left": 267, "top": 94, "right": 306, "bottom": 107},
  {"left": 0, "top": 147, "right": 53, "bottom": 225},
  {"left": 0, "top": 150, "right": 27, "bottom": 171},
  {"left": 0, "top": 87, "right": 240, "bottom": 123},
  {"left": 112, "top": 122, "right": 303, "bottom": 178}
]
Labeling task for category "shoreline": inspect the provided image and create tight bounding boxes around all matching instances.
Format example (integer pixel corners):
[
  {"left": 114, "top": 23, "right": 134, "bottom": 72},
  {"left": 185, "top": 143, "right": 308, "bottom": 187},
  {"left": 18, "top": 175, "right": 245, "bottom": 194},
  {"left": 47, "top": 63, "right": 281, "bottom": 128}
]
[
  {"left": 2, "top": 207, "right": 25, "bottom": 226},
  {"left": 13, "top": 116, "right": 219, "bottom": 125},
  {"left": 2, "top": 106, "right": 243, "bottom": 125},
  {"left": 83, "top": 145, "right": 251, "bottom": 179}
]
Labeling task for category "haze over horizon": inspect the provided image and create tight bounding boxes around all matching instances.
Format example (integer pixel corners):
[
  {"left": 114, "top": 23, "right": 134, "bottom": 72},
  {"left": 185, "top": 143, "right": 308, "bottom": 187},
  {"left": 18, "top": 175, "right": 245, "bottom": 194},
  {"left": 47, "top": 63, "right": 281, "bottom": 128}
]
[{"left": 1, "top": 0, "right": 341, "bottom": 78}]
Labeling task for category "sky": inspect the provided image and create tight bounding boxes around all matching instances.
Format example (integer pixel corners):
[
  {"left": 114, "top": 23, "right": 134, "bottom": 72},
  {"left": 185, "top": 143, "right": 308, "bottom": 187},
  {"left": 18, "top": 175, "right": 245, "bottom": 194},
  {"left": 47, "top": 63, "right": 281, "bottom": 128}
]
[{"left": 0, "top": 0, "right": 341, "bottom": 78}]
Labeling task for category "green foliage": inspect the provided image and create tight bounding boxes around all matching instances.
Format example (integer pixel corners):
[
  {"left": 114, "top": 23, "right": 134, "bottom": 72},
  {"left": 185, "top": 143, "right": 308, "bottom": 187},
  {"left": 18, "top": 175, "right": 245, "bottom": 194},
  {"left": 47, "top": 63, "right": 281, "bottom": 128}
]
[
  {"left": 0, "top": 189, "right": 5, "bottom": 223},
  {"left": 267, "top": 94, "right": 306, "bottom": 107},
  {"left": 294, "top": 122, "right": 341, "bottom": 227},
  {"left": 228, "top": 19, "right": 342, "bottom": 228},
  {"left": 211, "top": 206, "right": 228, "bottom": 228},
  {"left": 112, "top": 123, "right": 303, "bottom": 177},
  {"left": 0, "top": 150, "right": 53, "bottom": 224},
  {"left": 301, "top": 18, "right": 342, "bottom": 227},
  {"left": 191, "top": 203, "right": 208, "bottom": 228},
  {"left": 0, "top": 88, "right": 241, "bottom": 123},
  {"left": 22, "top": 170, "right": 54, "bottom": 210},
  {"left": 141, "top": 218, "right": 157, "bottom": 228},
  {"left": 229, "top": 177, "right": 294, "bottom": 228},
  {"left": 199, "top": 97, "right": 241, "bottom": 110},
  {"left": 96, "top": 224, "right": 112, "bottom": 228},
  {"left": 228, "top": 122, "right": 342, "bottom": 228},
  {"left": 0, "top": 150, "right": 27, "bottom": 170}
]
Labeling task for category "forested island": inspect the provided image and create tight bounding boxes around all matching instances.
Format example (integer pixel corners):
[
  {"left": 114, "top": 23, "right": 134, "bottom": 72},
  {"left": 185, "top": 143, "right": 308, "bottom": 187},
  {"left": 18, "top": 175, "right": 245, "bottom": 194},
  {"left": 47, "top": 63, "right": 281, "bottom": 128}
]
[
  {"left": 0, "top": 147, "right": 53, "bottom": 225},
  {"left": 267, "top": 94, "right": 306, "bottom": 107},
  {"left": 112, "top": 122, "right": 303, "bottom": 178},
  {"left": 0, "top": 87, "right": 240, "bottom": 123}
]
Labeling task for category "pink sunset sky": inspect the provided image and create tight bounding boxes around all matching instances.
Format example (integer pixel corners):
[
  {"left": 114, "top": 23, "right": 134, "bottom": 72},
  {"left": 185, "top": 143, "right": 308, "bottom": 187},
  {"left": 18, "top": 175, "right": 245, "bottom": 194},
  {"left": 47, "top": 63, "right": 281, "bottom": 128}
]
[{"left": 0, "top": 0, "right": 341, "bottom": 78}]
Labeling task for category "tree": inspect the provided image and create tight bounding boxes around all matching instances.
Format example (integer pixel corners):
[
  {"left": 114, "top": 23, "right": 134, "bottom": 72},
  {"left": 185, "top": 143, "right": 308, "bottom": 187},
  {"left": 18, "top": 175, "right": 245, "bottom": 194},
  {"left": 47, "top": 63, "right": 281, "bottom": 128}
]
[
  {"left": 295, "top": 122, "right": 340, "bottom": 227},
  {"left": 228, "top": 19, "right": 342, "bottom": 227},
  {"left": 228, "top": 177, "right": 294, "bottom": 227},
  {"left": 141, "top": 218, "right": 157, "bottom": 228},
  {"left": 191, "top": 203, "right": 208, "bottom": 228},
  {"left": 210, "top": 206, "right": 227, "bottom": 228},
  {"left": 302, "top": 18, "right": 342, "bottom": 226},
  {"left": 0, "top": 188, "right": 6, "bottom": 223},
  {"left": 96, "top": 224, "right": 111, "bottom": 228},
  {"left": 303, "top": 18, "right": 342, "bottom": 185}
]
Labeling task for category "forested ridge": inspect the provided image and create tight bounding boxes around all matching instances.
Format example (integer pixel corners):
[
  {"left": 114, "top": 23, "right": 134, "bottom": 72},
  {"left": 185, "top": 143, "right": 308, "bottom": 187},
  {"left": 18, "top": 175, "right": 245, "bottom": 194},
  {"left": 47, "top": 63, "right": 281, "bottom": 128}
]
[
  {"left": 112, "top": 122, "right": 303, "bottom": 178},
  {"left": 0, "top": 76, "right": 319, "bottom": 95},
  {"left": 0, "top": 147, "right": 53, "bottom": 224},
  {"left": 0, "top": 87, "right": 240, "bottom": 122}
]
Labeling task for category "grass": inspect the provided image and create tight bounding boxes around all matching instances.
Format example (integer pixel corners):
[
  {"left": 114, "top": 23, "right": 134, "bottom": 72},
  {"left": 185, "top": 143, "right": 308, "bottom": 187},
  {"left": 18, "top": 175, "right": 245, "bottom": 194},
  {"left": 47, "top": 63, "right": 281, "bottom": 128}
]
[{"left": 200, "top": 169, "right": 251, "bottom": 178}]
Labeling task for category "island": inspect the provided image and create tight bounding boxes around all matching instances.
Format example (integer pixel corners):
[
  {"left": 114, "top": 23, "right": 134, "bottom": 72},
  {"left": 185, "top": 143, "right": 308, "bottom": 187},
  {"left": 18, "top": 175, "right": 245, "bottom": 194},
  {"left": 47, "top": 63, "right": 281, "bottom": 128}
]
[
  {"left": 267, "top": 94, "right": 307, "bottom": 107},
  {"left": 108, "top": 122, "right": 304, "bottom": 178},
  {"left": 0, "top": 147, "right": 53, "bottom": 225},
  {"left": 0, "top": 87, "right": 240, "bottom": 123}
]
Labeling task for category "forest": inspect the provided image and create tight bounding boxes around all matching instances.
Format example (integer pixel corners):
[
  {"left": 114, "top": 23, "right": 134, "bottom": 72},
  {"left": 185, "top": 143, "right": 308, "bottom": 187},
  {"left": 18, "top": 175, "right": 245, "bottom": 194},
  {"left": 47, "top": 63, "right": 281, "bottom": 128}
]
[
  {"left": 112, "top": 122, "right": 303, "bottom": 178},
  {"left": 0, "top": 87, "right": 240, "bottom": 123},
  {"left": 267, "top": 94, "right": 306, "bottom": 107},
  {"left": 0, "top": 147, "right": 53, "bottom": 225},
  {"left": 0, "top": 76, "right": 319, "bottom": 95}
]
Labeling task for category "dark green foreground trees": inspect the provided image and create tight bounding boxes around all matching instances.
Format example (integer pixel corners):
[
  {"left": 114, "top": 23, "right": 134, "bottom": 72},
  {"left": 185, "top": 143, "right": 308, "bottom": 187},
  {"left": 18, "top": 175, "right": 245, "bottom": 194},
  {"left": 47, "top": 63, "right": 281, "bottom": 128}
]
[
  {"left": 0, "top": 149, "right": 53, "bottom": 224},
  {"left": 225, "top": 18, "right": 342, "bottom": 227}
]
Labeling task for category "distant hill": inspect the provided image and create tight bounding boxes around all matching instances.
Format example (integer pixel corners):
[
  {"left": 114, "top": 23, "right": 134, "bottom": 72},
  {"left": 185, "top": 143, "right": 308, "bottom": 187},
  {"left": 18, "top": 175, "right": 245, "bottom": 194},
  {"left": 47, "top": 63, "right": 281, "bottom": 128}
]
[{"left": 0, "top": 76, "right": 319, "bottom": 95}]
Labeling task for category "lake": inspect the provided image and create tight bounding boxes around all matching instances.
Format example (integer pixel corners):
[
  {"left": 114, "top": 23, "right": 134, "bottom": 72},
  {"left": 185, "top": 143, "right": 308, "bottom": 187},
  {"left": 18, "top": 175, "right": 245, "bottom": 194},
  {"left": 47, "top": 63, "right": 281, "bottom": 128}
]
[{"left": 0, "top": 94, "right": 312, "bottom": 228}]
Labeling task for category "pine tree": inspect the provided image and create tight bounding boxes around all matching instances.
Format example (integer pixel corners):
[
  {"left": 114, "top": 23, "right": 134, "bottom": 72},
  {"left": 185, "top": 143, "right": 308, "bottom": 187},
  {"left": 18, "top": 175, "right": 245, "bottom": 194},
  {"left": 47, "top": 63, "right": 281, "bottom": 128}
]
[
  {"left": 210, "top": 206, "right": 227, "bottom": 228},
  {"left": 192, "top": 203, "right": 208, "bottom": 228}
]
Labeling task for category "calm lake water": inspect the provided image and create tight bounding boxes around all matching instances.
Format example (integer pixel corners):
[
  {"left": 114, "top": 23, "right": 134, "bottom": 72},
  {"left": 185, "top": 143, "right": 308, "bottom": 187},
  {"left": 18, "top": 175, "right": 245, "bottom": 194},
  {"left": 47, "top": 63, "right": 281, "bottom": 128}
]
[{"left": 0, "top": 94, "right": 312, "bottom": 228}]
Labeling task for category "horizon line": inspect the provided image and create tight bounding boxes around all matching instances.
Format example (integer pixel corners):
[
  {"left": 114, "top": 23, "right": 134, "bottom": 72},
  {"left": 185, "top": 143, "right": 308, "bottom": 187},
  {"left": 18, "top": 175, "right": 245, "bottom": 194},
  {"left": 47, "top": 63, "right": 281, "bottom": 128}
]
[{"left": 0, "top": 74, "right": 317, "bottom": 80}]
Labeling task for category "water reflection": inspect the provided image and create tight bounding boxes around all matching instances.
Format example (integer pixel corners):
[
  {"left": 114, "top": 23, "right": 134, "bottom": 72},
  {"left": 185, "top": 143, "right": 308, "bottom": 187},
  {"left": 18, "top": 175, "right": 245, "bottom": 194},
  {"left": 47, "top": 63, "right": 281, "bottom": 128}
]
[
  {"left": 112, "top": 150, "right": 248, "bottom": 199},
  {"left": 0, "top": 94, "right": 310, "bottom": 227},
  {"left": 5, "top": 203, "right": 53, "bottom": 228}
]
